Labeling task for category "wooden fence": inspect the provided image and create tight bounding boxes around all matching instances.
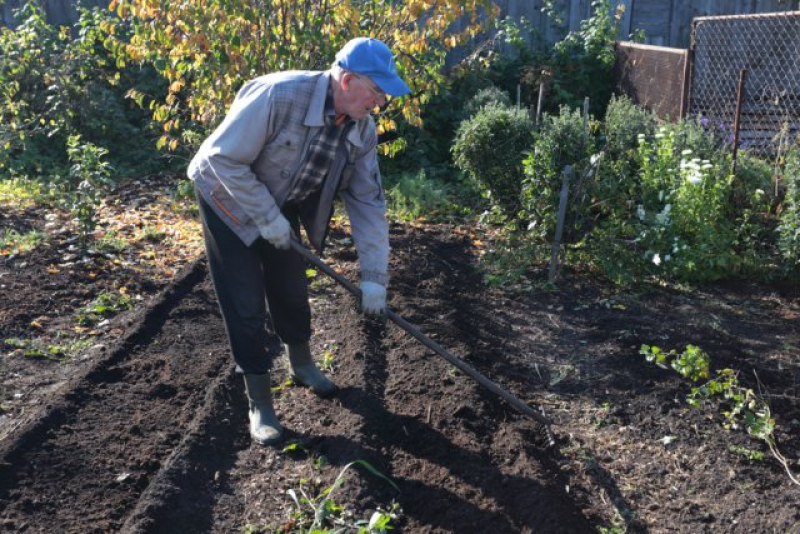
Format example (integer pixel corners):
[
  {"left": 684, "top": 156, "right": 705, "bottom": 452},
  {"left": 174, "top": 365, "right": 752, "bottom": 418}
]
[{"left": 4, "top": 0, "right": 799, "bottom": 49}]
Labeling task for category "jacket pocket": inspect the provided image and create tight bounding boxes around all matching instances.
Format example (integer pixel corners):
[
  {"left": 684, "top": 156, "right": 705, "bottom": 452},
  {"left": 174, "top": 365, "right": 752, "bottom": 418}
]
[
  {"left": 348, "top": 168, "right": 384, "bottom": 202},
  {"left": 265, "top": 129, "right": 302, "bottom": 173},
  {"left": 209, "top": 184, "right": 252, "bottom": 228},
  {"left": 338, "top": 162, "right": 356, "bottom": 192}
]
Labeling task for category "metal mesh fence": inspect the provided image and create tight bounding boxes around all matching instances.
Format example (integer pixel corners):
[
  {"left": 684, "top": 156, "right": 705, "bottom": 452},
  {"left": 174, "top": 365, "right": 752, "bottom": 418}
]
[
  {"left": 687, "top": 11, "right": 800, "bottom": 155},
  {"left": 614, "top": 42, "right": 688, "bottom": 121}
]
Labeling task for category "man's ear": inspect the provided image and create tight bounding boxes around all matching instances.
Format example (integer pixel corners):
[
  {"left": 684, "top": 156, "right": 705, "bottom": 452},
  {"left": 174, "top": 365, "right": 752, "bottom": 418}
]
[{"left": 341, "top": 72, "right": 356, "bottom": 92}]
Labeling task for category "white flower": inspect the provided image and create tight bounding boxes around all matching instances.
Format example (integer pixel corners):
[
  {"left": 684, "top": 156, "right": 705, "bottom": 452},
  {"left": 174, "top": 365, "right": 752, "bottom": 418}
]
[
  {"left": 681, "top": 149, "right": 693, "bottom": 156},
  {"left": 687, "top": 174, "right": 703, "bottom": 185},
  {"left": 702, "top": 163, "right": 713, "bottom": 170},
  {"left": 655, "top": 133, "right": 665, "bottom": 139},
  {"left": 652, "top": 253, "right": 662, "bottom": 266},
  {"left": 590, "top": 153, "right": 601, "bottom": 165},
  {"left": 755, "top": 189, "right": 765, "bottom": 196}
]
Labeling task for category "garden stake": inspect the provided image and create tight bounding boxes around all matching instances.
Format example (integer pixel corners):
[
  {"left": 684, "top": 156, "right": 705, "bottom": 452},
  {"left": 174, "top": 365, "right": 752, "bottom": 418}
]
[{"left": 290, "top": 240, "right": 555, "bottom": 429}]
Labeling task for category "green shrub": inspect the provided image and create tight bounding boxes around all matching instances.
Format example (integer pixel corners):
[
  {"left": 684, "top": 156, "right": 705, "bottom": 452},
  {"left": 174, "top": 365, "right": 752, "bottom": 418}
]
[
  {"left": 603, "top": 95, "right": 658, "bottom": 159},
  {"left": 731, "top": 153, "right": 780, "bottom": 270},
  {"left": 464, "top": 86, "right": 512, "bottom": 117},
  {"left": 543, "top": 0, "right": 622, "bottom": 116},
  {"left": 620, "top": 125, "right": 738, "bottom": 281},
  {"left": 0, "top": 3, "right": 162, "bottom": 181},
  {"left": 778, "top": 146, "right": 800, "bottom": 271},
  {"left": 521, "top": 105, "right": 590, "bottom": 238},
  {"left": 452, "top": 105, "right": 536, "bottom": 222}
]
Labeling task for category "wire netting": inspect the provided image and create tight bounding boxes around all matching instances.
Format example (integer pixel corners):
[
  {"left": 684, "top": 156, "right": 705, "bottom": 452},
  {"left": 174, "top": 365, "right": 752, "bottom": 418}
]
[{"left": 688, "top": 11, "right": 800, "bottom": 155}]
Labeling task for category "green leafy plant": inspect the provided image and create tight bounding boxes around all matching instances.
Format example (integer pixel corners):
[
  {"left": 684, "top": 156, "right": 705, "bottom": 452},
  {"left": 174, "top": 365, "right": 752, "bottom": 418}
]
[
  {"left": 0, "top": 3, "right": 162, "bottom": 180},
  {"left": 778, "top": 145, "right": 800, "bottom": 272},
  {"left": 641, "top": 344, "right": 799, "bottom": 485},
  {"left": 640, "top": 344, "right": 709, "bottom": 382},
  {"left": 76, "top": 290, "right": 134, "bottom": 326},
  {"left": 0, "top": 228, "right": 46, "bottom": 256},
  {"left": 452, "top": 104, "right": 536, "bottom": 223},
  {"left": 463, "top": 86, "right": 512, "bottom": 118},
  {"left": 602, "top": 95, "right": 658, "bottom": 159},
  {"left": 67, "top": 135, "right": 113, "bottom": 249},
  {"left": 542, "top": 0, "right": 624, "bottom": 115},
  {"left": 385, "top": 169, "right": 479, "bottom": 222},
  {"left": 521, "top": 104, "right": 590, "bottom": 240},
  {"left": 3, "top": 336, "right": 93, "bottom": 361},
  {"left": 276, "top": 460, "right": 401, "bottom": 533},
  {"left": 319, "top": 343, "right": 338, "bottom": 374}
]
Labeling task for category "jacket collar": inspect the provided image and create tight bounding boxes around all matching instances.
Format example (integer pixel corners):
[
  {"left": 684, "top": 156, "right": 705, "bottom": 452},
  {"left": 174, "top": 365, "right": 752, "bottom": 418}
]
[{"left": 305, "top": 71, "right": 364, "bottom": 149}]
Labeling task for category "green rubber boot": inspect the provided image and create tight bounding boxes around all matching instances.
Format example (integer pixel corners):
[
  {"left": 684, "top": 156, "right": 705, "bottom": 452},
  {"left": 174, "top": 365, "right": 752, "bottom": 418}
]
[
  {"left": 286, "top": 342, "right": 336, "bottom": 398},
  {"left": 243, "top": 373, "right": 283, "bottom": 445}
]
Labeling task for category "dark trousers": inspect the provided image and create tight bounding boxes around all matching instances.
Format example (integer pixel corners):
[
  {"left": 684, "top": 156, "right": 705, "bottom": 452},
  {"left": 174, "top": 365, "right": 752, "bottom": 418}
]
[{"left": 197, "top": 192, "right": 311, "bottom": 375}]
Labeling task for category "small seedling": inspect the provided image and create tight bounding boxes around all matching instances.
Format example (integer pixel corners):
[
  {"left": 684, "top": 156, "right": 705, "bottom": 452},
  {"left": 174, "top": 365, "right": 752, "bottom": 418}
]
[
  {"left": 75, "top": 290, "right": 133, "bottom": 326},
  {"left": 279, "top": 460, "right": 400, "bottom": 533},
  {"left": 641, "top": 343, "right": 799, "bottom": 485},
  {"left": 728, "top": 445, "right": 765, "bottom": 462},
  {"left": 319, "top": 343, "right": 338, "bottom": 373}
]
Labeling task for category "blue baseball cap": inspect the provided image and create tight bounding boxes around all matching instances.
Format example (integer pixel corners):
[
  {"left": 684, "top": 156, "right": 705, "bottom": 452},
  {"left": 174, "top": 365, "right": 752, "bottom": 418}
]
[{"left": 335, "top": 38, "right": 411, "bottom": 97}]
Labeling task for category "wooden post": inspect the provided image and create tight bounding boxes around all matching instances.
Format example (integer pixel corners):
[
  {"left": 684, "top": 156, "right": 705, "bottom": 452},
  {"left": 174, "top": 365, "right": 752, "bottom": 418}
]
[
  {"left": 582, "top": 97, "right": 590, "bottom": 145},
  {"left": 681, "top": 20, "right": 698, "bottom": 119},
  {"left": 548, "top": 166, "right": 573, "bottom": 284},
  {"left": 536, "top": 81, "right": 546, "bottom": 126},
  {"left": 732, "top": 68, "right": 747, "bottom": 174}
]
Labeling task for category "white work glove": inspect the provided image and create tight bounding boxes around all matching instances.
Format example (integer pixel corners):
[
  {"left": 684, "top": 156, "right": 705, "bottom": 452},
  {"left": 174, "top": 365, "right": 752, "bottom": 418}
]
[
  {"left": 360, "top": 281, "right": 387, "bottom": 316},
  {"left": 258, "top": 214, "right": 291, "bottom": 250}
]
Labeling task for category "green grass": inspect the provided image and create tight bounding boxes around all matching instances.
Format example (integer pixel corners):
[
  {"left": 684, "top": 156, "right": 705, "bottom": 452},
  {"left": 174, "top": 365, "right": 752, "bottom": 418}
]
[
  {"left": 0, "top": 177, "right": 62, "bottom": 207},
  {"left": 384, "top": 170, "right": 479, "bottom": 222},
  {"left": 4, "top": 336, "right": 94, "bottom": 361},
  {"left": 0, "top": 228, "right": 47, "bottom": 255}
]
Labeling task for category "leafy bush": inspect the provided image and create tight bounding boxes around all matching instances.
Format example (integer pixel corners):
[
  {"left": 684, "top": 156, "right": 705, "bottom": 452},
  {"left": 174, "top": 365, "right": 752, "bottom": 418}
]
[
  {"left": 452, "top": 105, "right": 536, "bottom": 222},
  {"left": 0, "top": 3, "right": 162, "bottom": 180},
  {"left": 464, "top": 86, "right": 512, "bottom": 118},
  {"left": 603, "top": 95, "right": 658, "bottom": 159},
  {"left": 778, "top": 146, "right": 800, "bottom": 271},
  {"left": 112, "top": 0, "right": 498, "bottom": 155},
  {"left": 542, "top": 0, "right": 623, "bottom": 115},
  {"left": 631, "top": 126, "right": 739, "bottom": 281},
  {"left": 521, "top": 105, "right": 590, "bottom": 238}
]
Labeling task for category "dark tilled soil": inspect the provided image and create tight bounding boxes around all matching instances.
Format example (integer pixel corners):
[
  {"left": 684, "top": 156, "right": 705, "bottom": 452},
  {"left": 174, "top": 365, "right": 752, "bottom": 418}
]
[{"left": 1, "top": 221, "right": 799, "bottom": 533}]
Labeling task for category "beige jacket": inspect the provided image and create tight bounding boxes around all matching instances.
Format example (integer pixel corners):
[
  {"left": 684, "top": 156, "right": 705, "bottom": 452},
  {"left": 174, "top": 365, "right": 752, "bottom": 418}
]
[{"left": 188, "top": 71, "right": 389, "bottom": 286}]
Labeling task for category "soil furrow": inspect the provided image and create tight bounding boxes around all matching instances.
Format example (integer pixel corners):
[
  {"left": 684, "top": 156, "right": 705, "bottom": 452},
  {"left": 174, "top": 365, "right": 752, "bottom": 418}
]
[{"left": 0, "top": 261, "right": 230, "bottom": 533}]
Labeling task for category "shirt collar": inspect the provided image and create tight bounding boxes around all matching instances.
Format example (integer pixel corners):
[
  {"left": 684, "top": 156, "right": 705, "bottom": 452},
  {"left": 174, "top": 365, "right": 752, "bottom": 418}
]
[{"left": 305, "top": 71, "right": 364, "bottom": 149}]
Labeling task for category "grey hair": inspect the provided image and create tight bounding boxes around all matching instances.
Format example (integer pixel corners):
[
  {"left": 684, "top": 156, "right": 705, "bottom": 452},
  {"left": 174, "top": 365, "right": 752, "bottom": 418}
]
[{"left": 331, "top": 64, "right": 356, "bottom": 82}]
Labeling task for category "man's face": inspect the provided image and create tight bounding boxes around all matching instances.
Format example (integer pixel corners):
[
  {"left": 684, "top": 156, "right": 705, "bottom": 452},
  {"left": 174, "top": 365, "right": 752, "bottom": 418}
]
[{"left": 340, "top": 73, "right": 388, "bottom": 120}]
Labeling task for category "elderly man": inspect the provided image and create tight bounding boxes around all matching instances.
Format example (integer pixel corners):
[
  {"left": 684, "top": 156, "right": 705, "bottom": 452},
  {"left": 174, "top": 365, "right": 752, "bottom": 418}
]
[{"left": 188, "top": 37, "right": 410, "bottom": 445}]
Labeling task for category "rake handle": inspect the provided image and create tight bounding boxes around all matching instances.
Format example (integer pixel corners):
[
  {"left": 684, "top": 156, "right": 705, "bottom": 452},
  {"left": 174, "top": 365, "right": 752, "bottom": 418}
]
[{"left": 290, "top": 240, "right": 553, "bottom": 427}]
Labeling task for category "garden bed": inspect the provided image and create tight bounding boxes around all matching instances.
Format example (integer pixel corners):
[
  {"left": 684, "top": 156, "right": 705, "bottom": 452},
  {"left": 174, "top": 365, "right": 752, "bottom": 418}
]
[{"left": 1, "top": 206, "right": 799, "bottom": 532}]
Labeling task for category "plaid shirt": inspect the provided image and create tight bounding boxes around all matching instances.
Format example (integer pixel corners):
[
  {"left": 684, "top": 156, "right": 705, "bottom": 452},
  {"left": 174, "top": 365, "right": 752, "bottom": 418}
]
[{"left": 284, "top": 88, "right": 354, "bottom": 206}]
